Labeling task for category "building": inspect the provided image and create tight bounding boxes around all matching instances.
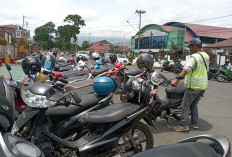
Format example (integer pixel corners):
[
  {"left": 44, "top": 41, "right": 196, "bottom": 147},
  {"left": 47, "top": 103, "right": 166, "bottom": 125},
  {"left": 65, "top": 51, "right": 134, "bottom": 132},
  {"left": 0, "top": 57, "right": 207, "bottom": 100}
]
[
  {"left": 88, "top": 40, "right": 112, "bottom": 53},
  {"left": 131, "top": 22, "right": 232, "bottom": 60},
  {"left": 0, "top": 24, "right": 16, "bottom": 44},
  {"left": 205, "top": 38, "right": 232, "bottom": 65}
]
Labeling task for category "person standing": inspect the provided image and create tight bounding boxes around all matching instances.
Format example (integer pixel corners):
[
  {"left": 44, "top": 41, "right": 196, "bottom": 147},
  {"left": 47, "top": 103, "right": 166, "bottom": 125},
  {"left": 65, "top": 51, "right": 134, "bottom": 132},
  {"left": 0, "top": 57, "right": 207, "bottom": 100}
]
[{"left": 171, "top": 38, "right": 209, "bottom": 132}]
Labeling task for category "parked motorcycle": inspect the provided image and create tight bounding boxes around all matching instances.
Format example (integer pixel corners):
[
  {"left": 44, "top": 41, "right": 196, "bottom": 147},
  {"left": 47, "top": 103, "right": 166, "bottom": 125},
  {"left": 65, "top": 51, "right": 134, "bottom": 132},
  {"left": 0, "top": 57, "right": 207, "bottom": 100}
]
[
  {"left": 208, "top": 63, "right": 218, "bottom": 80},
  {"left": 12, "top": 76, "right": 154, "bottom": 157},
  {"left": 161, "top": 60, "right": 175, "bottom": 73},
  {"left": 133, "top": 134, "right": 230, "bottom": 157},
  {"left": 216, "top": 64, "right": 232, "bottom": 82}
]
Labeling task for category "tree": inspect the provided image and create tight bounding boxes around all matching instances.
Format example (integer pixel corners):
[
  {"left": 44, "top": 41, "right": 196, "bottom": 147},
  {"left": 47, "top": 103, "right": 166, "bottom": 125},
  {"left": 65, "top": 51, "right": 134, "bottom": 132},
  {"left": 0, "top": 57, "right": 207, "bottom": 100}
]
[
  {"left": 81, "top": 41, "right": 90, "bottom": 50},
  {"left": 33, "top": 22, "right": 56, "bottom": 50},
  {"left": 57, "top": 14, "right": 85, "bottom": 44},
  {"left": 203, "top": 48, "right": 217, "bottom": 65},
  {"left": 169, "top": 40, "right": 183, "bottom": 63}
]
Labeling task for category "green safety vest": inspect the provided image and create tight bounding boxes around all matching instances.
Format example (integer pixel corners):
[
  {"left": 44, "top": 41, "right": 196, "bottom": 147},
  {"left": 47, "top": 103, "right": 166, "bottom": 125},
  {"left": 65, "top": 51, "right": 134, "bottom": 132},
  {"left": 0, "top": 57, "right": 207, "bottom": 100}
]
[{"left": 184, "top": 52, "right": 209, "bottom": 90}]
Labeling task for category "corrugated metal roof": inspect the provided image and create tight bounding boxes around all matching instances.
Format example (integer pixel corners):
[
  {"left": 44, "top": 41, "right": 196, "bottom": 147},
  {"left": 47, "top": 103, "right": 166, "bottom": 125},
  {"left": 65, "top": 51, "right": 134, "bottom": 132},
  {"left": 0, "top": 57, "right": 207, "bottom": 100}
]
[
  {"left": 204, "top": 38, "right": 232, "bottom": 48},
  {"left": 184, "top": 23, "right": 232, "bottom": 39}
]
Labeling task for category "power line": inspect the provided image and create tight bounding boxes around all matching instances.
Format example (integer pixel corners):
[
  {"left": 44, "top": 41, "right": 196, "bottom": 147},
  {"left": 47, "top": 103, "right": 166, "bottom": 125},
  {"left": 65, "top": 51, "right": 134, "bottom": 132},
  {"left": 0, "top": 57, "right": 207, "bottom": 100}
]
[{"left": 188, "top": 15, "right": 232, "bottom": 23}]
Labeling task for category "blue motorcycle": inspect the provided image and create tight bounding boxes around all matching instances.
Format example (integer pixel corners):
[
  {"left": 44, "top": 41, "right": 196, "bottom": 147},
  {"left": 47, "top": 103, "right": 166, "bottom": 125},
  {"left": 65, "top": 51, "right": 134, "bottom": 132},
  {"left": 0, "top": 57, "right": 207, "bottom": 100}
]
[{"left": 208, "top": 63, "right": 218, "bottom": 80}]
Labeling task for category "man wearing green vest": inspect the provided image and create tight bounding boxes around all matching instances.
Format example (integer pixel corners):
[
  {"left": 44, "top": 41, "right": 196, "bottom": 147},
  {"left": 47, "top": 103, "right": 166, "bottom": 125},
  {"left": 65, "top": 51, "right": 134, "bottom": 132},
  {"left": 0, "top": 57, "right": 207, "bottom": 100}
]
[{"left": 171, "top": 38, "right": 209, "bottom": 132}]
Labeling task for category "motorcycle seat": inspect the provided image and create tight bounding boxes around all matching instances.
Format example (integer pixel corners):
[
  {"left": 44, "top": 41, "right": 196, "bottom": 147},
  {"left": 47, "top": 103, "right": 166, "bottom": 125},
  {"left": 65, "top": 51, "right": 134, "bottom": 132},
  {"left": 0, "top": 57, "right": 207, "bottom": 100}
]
[
  {"left": 133, "top": 142, "right": 219, "bottom": 157},
  {"left": 92, "top": 66, "right": 112, "bottom": 77},
  {"left": 66, "top": 74, "right": 90, "bottom": 83},
  {"left": 46, "top": 93, "right": 108, "bottom": 118},
  {"left": 125, "top": 69, "right": 143, "bottom": 76},
  {"left": 63, "top": 70, "right": 89, "bottom": 78},
  {"left": 165, "top": 82, "right": 186, "bottom": 99},
  {"left": 82, "top": 102, "right": 140, "bottom": 124}
]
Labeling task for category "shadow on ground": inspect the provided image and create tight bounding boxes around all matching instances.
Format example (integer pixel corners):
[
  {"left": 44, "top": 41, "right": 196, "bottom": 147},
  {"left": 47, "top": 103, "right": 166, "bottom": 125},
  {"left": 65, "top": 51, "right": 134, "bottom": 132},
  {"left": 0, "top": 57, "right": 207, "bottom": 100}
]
[{"left": 150, "top": 118, "right": 213, "bottom": 134}]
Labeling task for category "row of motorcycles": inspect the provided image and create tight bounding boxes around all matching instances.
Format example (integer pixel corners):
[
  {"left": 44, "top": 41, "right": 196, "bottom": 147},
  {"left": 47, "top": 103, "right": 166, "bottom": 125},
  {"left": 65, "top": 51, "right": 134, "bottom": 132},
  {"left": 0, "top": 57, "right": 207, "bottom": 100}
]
[
  {"left": 161, "top": 60, "right": 183, "bottom": 75},
  {"left": 0, "top": 53, "right": 230, "bottom": 157},
  {"left": 208, "top": 63, "right": 232, "bottom": 82}
]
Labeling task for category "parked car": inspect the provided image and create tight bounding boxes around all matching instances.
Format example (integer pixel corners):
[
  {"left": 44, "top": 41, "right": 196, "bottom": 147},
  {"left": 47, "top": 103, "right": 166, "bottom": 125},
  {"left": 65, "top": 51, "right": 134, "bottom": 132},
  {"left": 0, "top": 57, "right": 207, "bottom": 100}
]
[
  {"left": 116, "top": 54, "right": 129, "bottom": 65},
  {"left": 76, "top": 51, "right": 89, "bottom": 61}
]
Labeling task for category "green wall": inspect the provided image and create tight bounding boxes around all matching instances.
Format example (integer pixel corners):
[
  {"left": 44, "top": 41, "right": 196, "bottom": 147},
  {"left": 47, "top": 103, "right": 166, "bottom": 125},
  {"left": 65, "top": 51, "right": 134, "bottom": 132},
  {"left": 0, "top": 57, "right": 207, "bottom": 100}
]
[{"left": 167, "top": 29, "right": 185, "bottom": 50}]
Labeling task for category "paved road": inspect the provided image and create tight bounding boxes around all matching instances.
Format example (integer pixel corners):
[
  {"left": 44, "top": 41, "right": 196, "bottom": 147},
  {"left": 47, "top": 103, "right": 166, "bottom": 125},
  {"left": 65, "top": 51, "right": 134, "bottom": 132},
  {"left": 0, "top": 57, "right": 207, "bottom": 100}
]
[{"left": 115, "top": 69, "right": 232, "bottom": 148}]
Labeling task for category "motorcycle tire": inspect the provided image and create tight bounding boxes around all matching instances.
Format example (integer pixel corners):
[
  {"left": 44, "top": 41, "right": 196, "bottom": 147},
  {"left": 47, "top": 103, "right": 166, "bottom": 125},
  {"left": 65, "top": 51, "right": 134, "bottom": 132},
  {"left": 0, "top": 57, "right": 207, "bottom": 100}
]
[
  {"left": 216, "top": 74, "right": 226, "bottom": 82},
  {"left": 114, "top": 122, "right": 154, "bottom": 156}
]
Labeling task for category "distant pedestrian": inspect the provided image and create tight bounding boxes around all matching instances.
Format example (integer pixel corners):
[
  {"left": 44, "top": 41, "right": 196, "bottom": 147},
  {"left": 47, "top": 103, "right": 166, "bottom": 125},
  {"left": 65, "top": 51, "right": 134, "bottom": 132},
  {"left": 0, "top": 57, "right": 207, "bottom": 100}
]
[{"left": 171, "top": 38, "right": 209, "bottom": 132}]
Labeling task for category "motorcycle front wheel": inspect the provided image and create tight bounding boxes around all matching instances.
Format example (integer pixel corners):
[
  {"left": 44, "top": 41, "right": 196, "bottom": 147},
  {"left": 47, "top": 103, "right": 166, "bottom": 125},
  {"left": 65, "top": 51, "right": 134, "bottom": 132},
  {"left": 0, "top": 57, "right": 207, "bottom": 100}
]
[
  {"left": 112, "top": 122, "right": 154, "bottom": 157},
  {"left": 216, "top": 74, "right": 227, "bottom": 82}
]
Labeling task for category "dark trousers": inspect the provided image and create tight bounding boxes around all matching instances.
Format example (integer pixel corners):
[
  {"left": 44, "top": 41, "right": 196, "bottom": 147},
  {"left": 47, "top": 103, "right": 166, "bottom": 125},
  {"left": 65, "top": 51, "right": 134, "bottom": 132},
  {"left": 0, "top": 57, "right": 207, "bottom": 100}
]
[{"left": 180, "top": 89, "right": 205, "bottom": 126}]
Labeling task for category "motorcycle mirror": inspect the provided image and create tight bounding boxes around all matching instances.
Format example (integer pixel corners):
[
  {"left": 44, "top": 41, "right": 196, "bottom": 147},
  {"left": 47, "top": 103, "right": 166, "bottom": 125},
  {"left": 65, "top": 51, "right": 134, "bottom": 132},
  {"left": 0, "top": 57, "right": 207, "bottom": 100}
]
[
  {"left": 176, "top": 75, "right": 185, "bottom": 80},
  {"left": 70, "top": 90, "right": 82, "bottom": 104},
  {"left": 5, "top": 63, "right": 11, "bottom": 71}
]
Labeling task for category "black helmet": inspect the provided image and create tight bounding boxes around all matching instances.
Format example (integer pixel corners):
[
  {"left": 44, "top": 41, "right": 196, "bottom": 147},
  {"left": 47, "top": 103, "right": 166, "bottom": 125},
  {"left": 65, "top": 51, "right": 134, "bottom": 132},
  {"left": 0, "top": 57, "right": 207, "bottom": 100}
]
[
  {"left": 109, "top": 54, "right": 117, "bottom": 63},
  {"left": 22, "top": 56, "right": 41, "bottom": 75},
  {"left": 41, "top": 54, "right": 55, "bottom": 70},
  {"left": 187, "top": 38, "right": 202, "bottom": 48},
  {"left": 136, "top": 53, "right": 154, "bottom": 70},
  {"left": 32, "top": 52, "right": 43, "bottom": 61}
]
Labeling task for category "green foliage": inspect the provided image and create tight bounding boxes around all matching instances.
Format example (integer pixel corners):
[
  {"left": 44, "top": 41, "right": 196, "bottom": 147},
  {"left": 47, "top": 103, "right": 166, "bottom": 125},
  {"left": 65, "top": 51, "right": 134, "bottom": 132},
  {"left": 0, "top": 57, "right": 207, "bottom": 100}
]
[
  {"left": 169, "top": 40, "right": 183, "bottom": 63},
  {"left": 11, "top": 37, "right": 17, "bottom": 45},
  {"left": 0, "top": 38, "right": 7, "bottom": 46},
  {"left": 24, "top": 42, "right": 30, "bottom": 49},
  {"left": 81, "top": 41, "right": 90, "bottom": 50},
  {"left": 57, "top": 14, "right": 85, "bottom": 43},
  {"left": 33, "top": 22, "right": 56, "bottom": 50},
  {"left": 158, "top": 49, "right": 167, "bottom": 60},
  {"left": 127, "top": 55, "right": 135, "bottom": 62}
]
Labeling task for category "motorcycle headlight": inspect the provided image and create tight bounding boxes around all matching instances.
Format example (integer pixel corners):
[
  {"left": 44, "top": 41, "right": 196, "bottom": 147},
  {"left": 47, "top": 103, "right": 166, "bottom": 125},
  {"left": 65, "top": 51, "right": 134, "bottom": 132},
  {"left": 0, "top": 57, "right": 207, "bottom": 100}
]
[{"left": 21, "top": 89, "right": 56, "bottom": 108}]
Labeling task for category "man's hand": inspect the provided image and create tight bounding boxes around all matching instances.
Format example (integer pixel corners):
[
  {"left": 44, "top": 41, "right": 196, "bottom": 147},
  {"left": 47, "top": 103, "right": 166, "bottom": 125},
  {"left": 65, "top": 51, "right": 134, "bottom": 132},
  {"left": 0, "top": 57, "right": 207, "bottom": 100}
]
[{"left": 171, "top": 79, "right": 180, "bottom": 87}]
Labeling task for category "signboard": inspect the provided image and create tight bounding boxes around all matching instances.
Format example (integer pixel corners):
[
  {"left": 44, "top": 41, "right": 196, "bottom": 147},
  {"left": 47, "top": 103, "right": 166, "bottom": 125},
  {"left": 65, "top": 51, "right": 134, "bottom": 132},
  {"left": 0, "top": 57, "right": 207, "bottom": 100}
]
[{"left": 16, "top": 30, "right": 30, "bottom": 39}]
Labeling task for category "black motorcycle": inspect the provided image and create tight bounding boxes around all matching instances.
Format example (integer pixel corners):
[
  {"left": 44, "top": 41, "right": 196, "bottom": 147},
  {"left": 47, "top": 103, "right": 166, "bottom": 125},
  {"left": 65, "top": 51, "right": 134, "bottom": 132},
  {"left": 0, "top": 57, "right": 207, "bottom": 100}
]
[
  {"left": 12, "top": 78, "right": 155, "bottom": 156},
  {"left": 208, "top": 63, "right": 219, "bottom": 80},
  {"left": 133, "top": 134, "right": 231, "bottom": 157},
  {"left": 0, "top": 76, "right": 44, "bottom": 157}
]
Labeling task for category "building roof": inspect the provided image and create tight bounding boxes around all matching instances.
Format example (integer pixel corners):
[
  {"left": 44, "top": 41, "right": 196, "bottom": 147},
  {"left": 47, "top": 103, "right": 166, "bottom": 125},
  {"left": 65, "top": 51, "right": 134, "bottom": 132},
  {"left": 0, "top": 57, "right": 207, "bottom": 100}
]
[
  {"left": 204, "top": 38, "right": 232, "bottom": 48},
  {"left": 88, "top": 44, "right": 110, "bottom": 52},
  {"left": 184, "top": 23, "right": 232, "bottom": 39},
  {"left": 0, "top": 24, "right": 16, "bottom": 29},
  {"left": 94, "top": 40, "right": 112, "bottom": 45},
  {"left": 158, "top": 25, "right": 179, "bottom": 32}
]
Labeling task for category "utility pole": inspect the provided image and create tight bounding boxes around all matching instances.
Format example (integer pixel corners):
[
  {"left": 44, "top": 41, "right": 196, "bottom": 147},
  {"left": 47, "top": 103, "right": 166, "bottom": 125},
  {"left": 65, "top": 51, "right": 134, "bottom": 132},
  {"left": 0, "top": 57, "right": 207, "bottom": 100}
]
[
  {"left": 22, "top": 15, "right": 25, "bottom": 29},
  {"left": 26, "top": 21, "right": 28, "bottom": 30},
  {"left": 123, "top": 34, "right": 126, "bottom": 54},
  {"left": 135, "top": 10, "right": 146, "bottom": 54},
  {"left": 88, "top": 33, "right": 92, "bottom": 43}
]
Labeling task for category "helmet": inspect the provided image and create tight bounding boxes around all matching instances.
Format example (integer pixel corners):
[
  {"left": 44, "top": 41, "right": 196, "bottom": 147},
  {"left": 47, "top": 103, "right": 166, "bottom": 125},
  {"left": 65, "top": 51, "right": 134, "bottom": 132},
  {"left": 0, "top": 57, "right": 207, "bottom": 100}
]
[
  {"left": 41, "top": 54, "right": 55, "bottom": 70},
  {"left": 187, "top": 38, "right": 202, "bottom": 48},
  {"left": 22, "top": 56, "right": 41, "bottom": 75},
  {"left": 109, "top": 54, "right": 117, "bottom": 63},
  {"left": 136, "top": 53, "right": 154, "bottom": 70},
  {"left": 31, "top": 52, "right": 43, "bottom": 61},
  {"left": 93, "top": 77, "right": 116, "bottom": 95}
]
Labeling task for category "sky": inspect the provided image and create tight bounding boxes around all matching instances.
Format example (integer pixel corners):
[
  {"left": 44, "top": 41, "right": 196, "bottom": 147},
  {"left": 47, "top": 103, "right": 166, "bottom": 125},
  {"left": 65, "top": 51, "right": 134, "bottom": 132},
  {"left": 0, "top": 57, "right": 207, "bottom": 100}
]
[{"left": 1, "top": 0, "right": 232, "bottom": 44}]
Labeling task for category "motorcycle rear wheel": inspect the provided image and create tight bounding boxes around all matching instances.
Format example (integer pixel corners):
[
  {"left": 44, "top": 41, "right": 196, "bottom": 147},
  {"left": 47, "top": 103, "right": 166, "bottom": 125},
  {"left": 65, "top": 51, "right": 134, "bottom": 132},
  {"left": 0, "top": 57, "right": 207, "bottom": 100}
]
[{"left": 113, "top": 122, "right": 154, "bottom": 157}]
